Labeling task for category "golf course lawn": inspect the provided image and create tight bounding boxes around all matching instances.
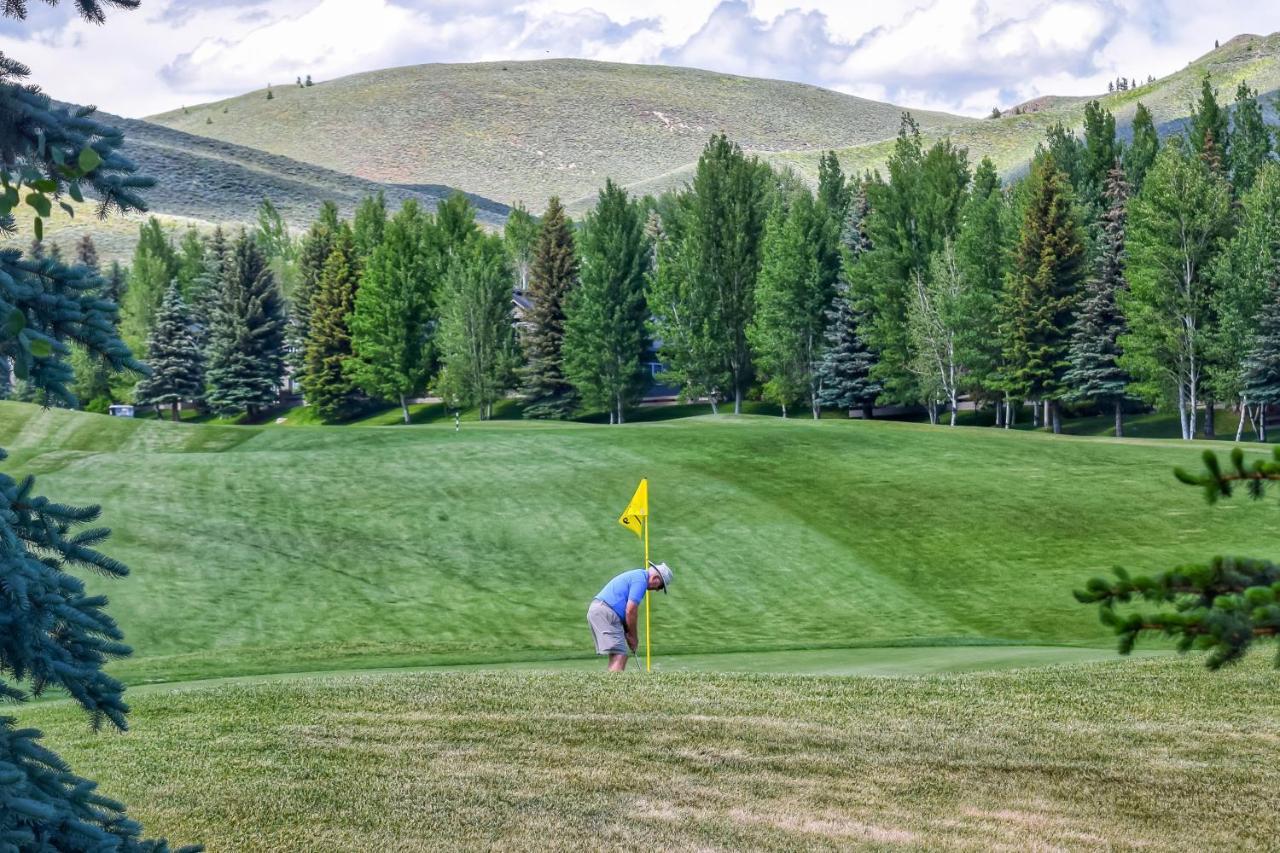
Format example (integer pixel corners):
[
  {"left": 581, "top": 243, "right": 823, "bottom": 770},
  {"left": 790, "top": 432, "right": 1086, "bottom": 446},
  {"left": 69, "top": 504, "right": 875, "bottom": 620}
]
[
  {"left": 0, "top": 402, "right": 1274, "bottom": 685},
  {"left": 17, "top": 656, "right": 1279, "bottom": 851}
]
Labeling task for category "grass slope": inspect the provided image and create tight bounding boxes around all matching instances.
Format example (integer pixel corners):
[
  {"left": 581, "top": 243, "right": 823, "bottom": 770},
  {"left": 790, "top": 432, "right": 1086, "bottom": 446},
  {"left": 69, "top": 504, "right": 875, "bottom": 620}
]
[
  {"left": 773, "top": 32, "right": 1280, "bottom": 181},
  {"left": 0, "top": 402, "right": 1274, "bottom": 685},
  {"left": 146, "top": 58, "right": 969, "bottom": 211},
  {"left": 19, "top": 657, "right": 1280, "bottom": 850}
]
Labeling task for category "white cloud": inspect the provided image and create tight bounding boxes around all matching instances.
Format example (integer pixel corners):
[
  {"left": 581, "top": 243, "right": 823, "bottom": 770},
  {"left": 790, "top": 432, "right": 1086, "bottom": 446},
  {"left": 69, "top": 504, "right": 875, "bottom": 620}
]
[{"left": 0, "top": 0, "right": 1277, "bottom": 118}]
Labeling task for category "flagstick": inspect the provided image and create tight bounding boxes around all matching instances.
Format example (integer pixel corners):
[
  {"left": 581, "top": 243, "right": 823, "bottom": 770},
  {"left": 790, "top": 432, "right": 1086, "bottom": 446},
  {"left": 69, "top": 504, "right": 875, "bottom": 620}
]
[{"left": 644, "top": 515, "right": 651, "bottom": 672}]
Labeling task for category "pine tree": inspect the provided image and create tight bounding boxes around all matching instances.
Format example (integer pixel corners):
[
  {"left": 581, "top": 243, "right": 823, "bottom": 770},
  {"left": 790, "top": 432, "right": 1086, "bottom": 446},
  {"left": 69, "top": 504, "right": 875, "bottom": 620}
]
[
  {"left": 348, "top": 200, "right": 435, "bottom": 423},
  {"left": 503, "top": 201, "right": 538, "bottom": 291},
  {"left": 816, "top": 150, "right": 851, "bottom": 224},
  {"left": 520, "top": 196, "right": 579, "bottom": 418},
  {"left": 1003, "top": 152, "right": 1087, "bottom": 433},
  {"left": 205, "top": 232, "right": 287, "bottom": 418},
  {"left": 1124, "top": 102, "right": 1160, "bottom": 191},
  {"left": 1227, "top": 82, "right": 1272, "bottom": 195},
  {"left": 302, "top": 226, "right": 362, "bottom": 421},
  {"left": 1080, "top": 100, "right": 1118, "bottom": 219},
  {"left": 74, "top": 234, "right": 99, "bottom": 270},
  {"left": 955, "top": 157, "right": 1011, "bottom": 416},
  {"left": 563, "top": 179, "right": 650, "bottom": 423},
  {"left": 816, "top": 282, "right": 880, "bottom": 418},
  {"left": 188, "top": 227, "right": 228, "bottom": 350},
  {"left": 287, "top": 201, "right": 340, "bottom": 378},
  {"left": 1121, "top": 144, "right": 1232, "bottom": 439},
  {"left": 305, "top": 74, "right": 314, "bottom": 87},
  {"left": 0, "top": 0, "right": 200, "bottom": 847},
  {"left": 134, "top": 282, "right": 203, "bottom": 420},
  {"left": 436, "top": 232, "right": 517, "bottom": 419},
  {"left": 1064, "top": 164, "right": 1132, "bottom": 436},
  {"left": 1239, "top": 281, "right": 1280, "bottom": 441}
]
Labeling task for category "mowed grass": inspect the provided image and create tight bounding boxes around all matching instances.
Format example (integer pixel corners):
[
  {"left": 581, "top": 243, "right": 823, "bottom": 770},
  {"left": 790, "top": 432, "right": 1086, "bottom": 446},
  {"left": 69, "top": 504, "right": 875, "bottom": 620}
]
[
  {"left": 0, "top": 402, "right": 1276, "bottom": 686},
  {"left": 17, "top": 656, "right": 1280, "bottom": 851}
]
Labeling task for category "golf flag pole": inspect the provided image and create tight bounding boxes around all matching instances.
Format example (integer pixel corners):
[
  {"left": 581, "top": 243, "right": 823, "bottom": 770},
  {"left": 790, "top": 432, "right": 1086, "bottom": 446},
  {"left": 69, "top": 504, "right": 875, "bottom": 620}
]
[{"left": 617, "top": 478, "right": 650, "bottom": 671}]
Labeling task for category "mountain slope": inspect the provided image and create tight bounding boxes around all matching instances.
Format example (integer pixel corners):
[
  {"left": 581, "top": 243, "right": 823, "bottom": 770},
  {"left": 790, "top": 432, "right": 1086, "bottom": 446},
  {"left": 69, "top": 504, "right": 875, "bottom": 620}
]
[{"left": 147, "top": 58, "right": 971, "bottom": 211}]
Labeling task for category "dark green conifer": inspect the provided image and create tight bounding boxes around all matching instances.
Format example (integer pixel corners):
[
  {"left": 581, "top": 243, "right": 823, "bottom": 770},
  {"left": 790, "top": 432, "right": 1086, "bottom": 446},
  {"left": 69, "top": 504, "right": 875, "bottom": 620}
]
[
  {"left": 1064, "top": 163, "right": 1132, "bottom": 436},
  {"left": 1240, "top": 281, "right": 1280, "bottom": 441},
  {"left": 352, "top": 191, "right": 387, "bottom": 266},
  {"left": 1124, "top": 102, "right": 1160, "bottom": 191},
  {"left": 1189, "top": 74, "right": 1230, "bottom": 168},
  {"left": 520, "top": 196, "right": 579, "bottom": 418},
  {"left": 1227, "top": 82, "right": 1271, "bottom": 195},
  {"left": 287, "top": 201, "right": 340, "bottom": 377},
  {"left": 135, "top": 281, "right": 203, "bottom": 420},
  {"left": 816, "top": 282, "right": 880, "bottom": 418},
  {"left": 302, "top": 226, "right": 363, "bottom": 421}
]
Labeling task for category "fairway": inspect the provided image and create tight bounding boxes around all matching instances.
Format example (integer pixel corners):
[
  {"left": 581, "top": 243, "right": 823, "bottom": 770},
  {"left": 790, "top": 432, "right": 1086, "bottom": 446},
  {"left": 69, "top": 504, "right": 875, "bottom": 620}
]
[
  {"left": 17, "top": 657, "right": 1279, "bottom": 851},
  {"left": 0, "top": 402, "right": 1272, "bottom": 685}
]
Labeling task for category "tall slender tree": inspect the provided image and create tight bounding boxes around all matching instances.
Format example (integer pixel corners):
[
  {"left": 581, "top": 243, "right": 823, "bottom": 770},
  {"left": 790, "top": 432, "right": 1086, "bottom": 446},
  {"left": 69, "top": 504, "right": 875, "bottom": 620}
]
[
  {"left": 1240, "top": 281, "right": 1280, "bottom": 442},
  {"left": 1227, "top": 82, "right": 1272, "bottom": 196},
  {"left": 134, "top": 281, "right": 203, "bottom": 421},
  {"left": 348, "top": 200, "right": 435, "bottom": 423},
  {"left": 1002, "top": 152, "right": 1087, "bottom": 433},
  {"left": 816, "top": 282, "right": 880, "bottom": 418},
  {"left": 504, "top": 201, "right": 538, "bottom": 292},
  {"left": 351, "top": 191, "right": 387, "bottom": 266},
  {"left": 563, "top": 180, "right": 650, "bottom": 423},
  {"left": 1188, "top": 74, "right": 1230, "bottom": 170},
  {"left": 1121, "top": 144, "right": 1232, "bottom": 440},
  {"left": 520, "top": 196, "right": 579, "bottom": 418},
  {"left": 1124, "top": 102, "right": 1160, "bottom": 192},
  {"left": 121, "top": 217, "right": 177, "bottom": 354},
  {"left": 287, "top": 201, "right": 340, "bottom": 378},
  {"left": 954, "top": 157, "right": 1011, "bottom": 418},
  {"left": 1064, "top": 164, "right": 1133, "bottom": 436},
  {"left": 302, "top": 225, "right": 362, "bottom": 421}
]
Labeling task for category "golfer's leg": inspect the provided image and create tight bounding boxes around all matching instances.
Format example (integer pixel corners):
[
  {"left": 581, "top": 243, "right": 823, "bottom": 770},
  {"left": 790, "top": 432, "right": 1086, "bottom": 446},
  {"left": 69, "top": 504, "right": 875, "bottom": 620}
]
[{"left": 608, "top": 653, "right": 627, "bottom": 671}]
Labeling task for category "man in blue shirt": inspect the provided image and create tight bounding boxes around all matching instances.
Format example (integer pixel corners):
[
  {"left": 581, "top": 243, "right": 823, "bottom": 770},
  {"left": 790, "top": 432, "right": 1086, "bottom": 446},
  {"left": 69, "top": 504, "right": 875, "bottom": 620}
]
[{"left": 588, "top": 562, "right": 673, "bottom": 671}]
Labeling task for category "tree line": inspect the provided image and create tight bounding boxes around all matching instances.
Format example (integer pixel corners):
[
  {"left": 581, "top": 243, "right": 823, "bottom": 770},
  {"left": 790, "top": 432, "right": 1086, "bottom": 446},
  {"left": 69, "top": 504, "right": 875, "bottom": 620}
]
[{"left": 50, "top": 75, "right": 1280, "bottom": 437}]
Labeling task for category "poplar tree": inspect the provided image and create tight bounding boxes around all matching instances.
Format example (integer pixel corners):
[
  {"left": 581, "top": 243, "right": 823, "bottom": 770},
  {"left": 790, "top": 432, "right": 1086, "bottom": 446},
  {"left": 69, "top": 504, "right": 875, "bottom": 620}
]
[
  {"left": 174, "top": 226, "right": 205, "bottom": 300},
  {"left": 563, "top": 180, "right": 650, "bottom": 423},
  {"left": 1064, "top": 164, "right": 1132, "bottom": 436},
  {"left": 352, "top": 191, "right": 387, "bottom": 265},
  {"left": 954, "top": 157, "right": 1011, "bottom": 415},
  {"left": 1124, "top": 102, "right": 1160, "bottom": 191},
  {"left": 1121, "top": 144, "right": 1232, "bottom": 439},
  {"left": 436, "top": 232, "right": 517, "bottom": 419},
  {"left": 1002, "top": 153, "right": 1086, "bottom": 433},
  {"left": 1240, "top": 284, "right": 1280, "bottom": 442},
  {"left": 121, "top": 217, "right": 177, "bottom": 353},
  {"left": 302, "top": 226, "right": 362, "bottom": 421},
  {"left": 0, "top": 0, "right": 196, "bottom": 848},
  {"left": 348, "top": 201, "right": 435, "bottom": 423},
  {"left": 255, "top": 196, "right": 298, "bottom": 298},
  {"left": 287, "top": 201, "right": 340, "bottom": 377},
  {"left": 205, "top": 232, "right": 287, "bottom": 418},
  {"left": 504, "top": 202, "right": 538, "bottom": 291},
  {"left": 134, "top": 282, "right": 203, "bottom": 421},
  {"left": 520, "top": 196, "right": 578, "bottom": 418}
]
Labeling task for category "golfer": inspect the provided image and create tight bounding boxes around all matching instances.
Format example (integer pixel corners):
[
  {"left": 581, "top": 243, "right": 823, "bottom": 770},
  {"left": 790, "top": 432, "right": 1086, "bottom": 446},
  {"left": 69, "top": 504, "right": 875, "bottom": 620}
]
[{"left": 588, "top": 562, "right": 673, "bottom": 671}]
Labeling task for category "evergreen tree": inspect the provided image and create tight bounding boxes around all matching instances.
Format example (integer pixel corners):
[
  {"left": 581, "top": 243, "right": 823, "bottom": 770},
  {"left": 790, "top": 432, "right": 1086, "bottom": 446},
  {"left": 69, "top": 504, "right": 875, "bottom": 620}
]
[
  {"left": 205, "top": 232, "right": 287, "bottom": 418},
  {"left": 305, "top": 74, "right": 313, "bottom": 87},
  {"left": 816, "top": 282, "right": 880, "bottom": 418},
  {"left": 121, "top": 217, "right": 177, "bottom": 355},
  {"left": 287, "top": 201, "right": 340, "bottom": 377},
  {"left": 816, "top": 150, "right": 851, "bottom": 224},
  {"left": 1042, "top": 122, "right": 1084, "bottom": 191},
  {"left": 1240, "top": 282, "right": 1280, "bottom": 441},
  {"left": 74, "top": 234, "right": 99, "bottom": 270},
  {"left": 436, "top": 232, "right": 516, "bottom": 419},
  {"left": 174, "top": 226, "right": 204, "bottom": 300},
  {"left": 749, "top": 191, "right": 833, "bottom": 419},
  {"left": 1080, "top": 100, "right": 1118, "bottom": 218},
  {"left": 348, "top": 200, "right": 435, "bottom": 423},
  {"left": 1002, "top": 152, "right": 1087, "bottom": 433},
  {"left": 504, "top": 201, "right": 538, "bottom": 291},
  {"left": 1120, "top": 144, "right": 1232, "bottom": 439},
  {"left": 1124, "top": 102, "right": 1160, "bottom": 191},
  {"left": 352, "top": 191, "right": 387, "bottom": 266},
  {"left": 520, "top": 196, "right": 579, "bottom": 418},
  {"left": 302, "top": 226, "right": 362, "bottom": 421},
  {"left": 1227, "top": 82, "right": 1272, "bottom": 195},
  {"left": 1064, "top": 164, "right": 1132, "bottom": 436},
  {"left": 188, "top": 227, "right": 227, "bottom": 351},
  {"left": 0, "top": 0, "right": 200, "bottom": 847},
  {"left": 563, "top": 180, "right": 650, "bottom": 423},
  {"left": 841, "top": 176, "right": 873, "bottom": 258},
  {"left": 1188, "top": 74, "right": 1230, "bottom": 169},
  {"left": 134, "top": 282, "right": 203, "bottom": 421}
]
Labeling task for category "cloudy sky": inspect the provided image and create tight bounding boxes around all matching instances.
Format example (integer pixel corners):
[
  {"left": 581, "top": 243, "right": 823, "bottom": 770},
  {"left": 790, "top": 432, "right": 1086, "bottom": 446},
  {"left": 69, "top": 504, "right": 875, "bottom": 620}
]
[{"left": 4, "top": 0, "right": 1279, "bottom": 118}]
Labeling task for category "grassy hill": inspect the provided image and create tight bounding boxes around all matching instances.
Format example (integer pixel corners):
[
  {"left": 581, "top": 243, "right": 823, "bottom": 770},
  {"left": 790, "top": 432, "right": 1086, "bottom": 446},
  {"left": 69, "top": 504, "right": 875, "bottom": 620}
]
[
  {"left": 0, "top": 402, "right": 1275, "bottom": 686},
  {"left": 19, "top": 658, "right": 1280, "bottom": 850},
  {"left": 774, "top": 32, "right": 1280, "bottom": 181},
  {"left": 147, "top": 59, "right": 970, "bottom": 212}
]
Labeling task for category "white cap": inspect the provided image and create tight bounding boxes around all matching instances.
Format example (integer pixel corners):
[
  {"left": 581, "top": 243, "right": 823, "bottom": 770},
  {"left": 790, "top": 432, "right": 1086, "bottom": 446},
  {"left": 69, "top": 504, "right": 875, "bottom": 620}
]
[{"left": 649, "top": 561, "right": 673, "bottom": 593}]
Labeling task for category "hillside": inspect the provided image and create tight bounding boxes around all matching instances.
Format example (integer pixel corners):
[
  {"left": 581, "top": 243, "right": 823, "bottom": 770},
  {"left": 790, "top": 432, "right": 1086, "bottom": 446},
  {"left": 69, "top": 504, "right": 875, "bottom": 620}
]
[
  {"left": 0, "top": 402, "right": 1274, "bottom": 686},
  {"left": 773, "top": 32, "right": 1280, "bottom": 181},
  {"left": 147, "top": 59, "right": 970, "bottom": 212}
]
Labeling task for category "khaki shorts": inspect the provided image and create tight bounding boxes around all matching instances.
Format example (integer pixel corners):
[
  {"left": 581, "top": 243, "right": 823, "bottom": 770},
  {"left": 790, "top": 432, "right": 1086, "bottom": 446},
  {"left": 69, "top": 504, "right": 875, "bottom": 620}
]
[{"left": 588, "top": 599, "right": 628, "bottom": 655}]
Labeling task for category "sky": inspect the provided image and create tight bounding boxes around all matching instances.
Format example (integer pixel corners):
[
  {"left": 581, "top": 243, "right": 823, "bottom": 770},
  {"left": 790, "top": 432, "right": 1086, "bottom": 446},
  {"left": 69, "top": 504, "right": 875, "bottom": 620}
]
[{"left": 4, "top": 0, "right": 1279, "bottom": 118}]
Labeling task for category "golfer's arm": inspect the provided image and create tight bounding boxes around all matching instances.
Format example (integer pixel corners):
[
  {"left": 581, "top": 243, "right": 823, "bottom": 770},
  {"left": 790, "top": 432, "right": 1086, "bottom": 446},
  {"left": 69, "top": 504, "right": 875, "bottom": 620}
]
[{"left": 625, "top": 602, "right": 639, "bottom": 650}]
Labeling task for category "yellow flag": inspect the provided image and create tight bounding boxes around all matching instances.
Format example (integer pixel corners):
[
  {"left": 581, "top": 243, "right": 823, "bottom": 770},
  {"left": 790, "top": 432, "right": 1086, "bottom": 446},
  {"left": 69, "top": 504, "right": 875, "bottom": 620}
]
[{"left": 617, "top": 478, "right": 648, "bottom": 537}]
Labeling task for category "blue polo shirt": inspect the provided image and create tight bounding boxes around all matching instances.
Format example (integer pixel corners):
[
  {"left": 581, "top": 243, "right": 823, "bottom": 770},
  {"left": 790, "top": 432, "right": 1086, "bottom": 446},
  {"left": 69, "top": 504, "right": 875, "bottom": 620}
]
[{"left": 595, "top": 569, "right": 648, "bottom": 621}]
